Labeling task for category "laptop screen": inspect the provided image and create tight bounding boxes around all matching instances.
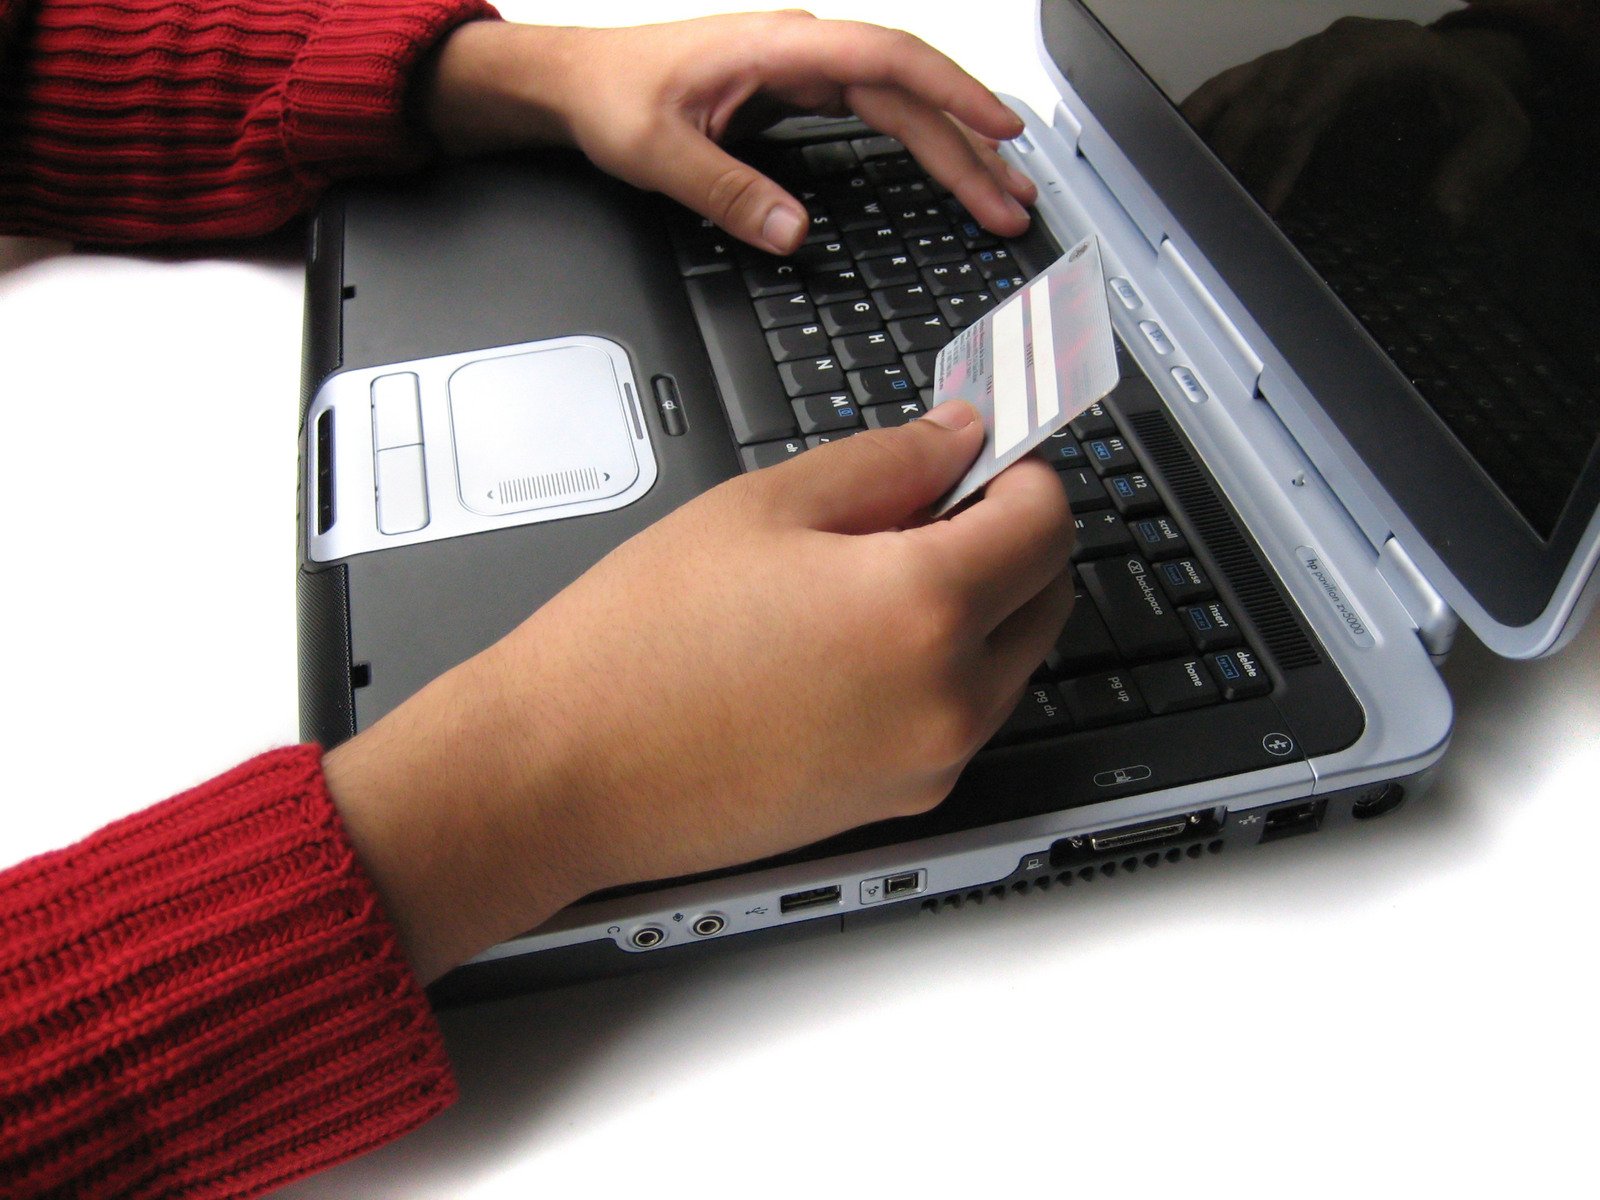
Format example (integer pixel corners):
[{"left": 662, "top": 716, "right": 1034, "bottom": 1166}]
[{"left": 1074, "top": 0, "right": 1599, "bottom": 542}]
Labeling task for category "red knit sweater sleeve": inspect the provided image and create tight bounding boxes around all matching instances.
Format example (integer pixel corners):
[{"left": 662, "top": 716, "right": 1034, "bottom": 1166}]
[
  {"left": 0, "top": 0, "right": 500, "bottom": 243},
  {"left": 0, "top": 745, "right": 456, "bottom": 1199}
]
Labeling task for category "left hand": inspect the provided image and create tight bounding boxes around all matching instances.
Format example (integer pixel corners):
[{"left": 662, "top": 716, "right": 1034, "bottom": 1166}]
[{"left": 420, "top": 11, "right": 1037, "bottom": 253}]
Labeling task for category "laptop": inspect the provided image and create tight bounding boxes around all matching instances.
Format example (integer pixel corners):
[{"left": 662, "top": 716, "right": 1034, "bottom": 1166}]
[{"left": 295, "top": 0, "right": 1600, "bottom": 1004}]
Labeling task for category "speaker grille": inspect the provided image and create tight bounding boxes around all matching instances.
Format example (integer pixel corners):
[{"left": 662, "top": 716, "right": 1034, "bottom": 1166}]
[
  {"left": 499, "top": 466, "right": 601, "bottom": 505},
  {"left": 1125, "top": 409, "right": 1321, "bottom": 670}
]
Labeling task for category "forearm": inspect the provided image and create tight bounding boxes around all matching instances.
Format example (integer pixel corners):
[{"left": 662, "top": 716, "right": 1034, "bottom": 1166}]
[
  {"left": 0, "top": 0, "right": 500, "bottom": 244},
  {"left": 0, "top": 745, "right": 454, "bottom": 1198}
]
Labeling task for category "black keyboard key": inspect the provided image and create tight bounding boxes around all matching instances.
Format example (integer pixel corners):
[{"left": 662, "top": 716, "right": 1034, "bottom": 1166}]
[
  {"left": 806, "top": 430, "right": 862, "bottom": 448},
  {"left": 672, "top": 217, "right": 737, "bottom": 275},
  {"left": 1071, "top": 509, "right": 1131, "bottom": 558},
  {"left": 792, "top": 240, "right": 853, "bottom": 272},
  {"left": 1070, "top": 402, "right": 1118, "bottom": 440},
  {"left": 889, "top": 314, "right": 952, "bottom": 354},
  {"left": 866, "top": 156, "right": 924, "bottom": 186},
  {"left": 954, "top": 218, "right": 999, "bottom": 250},
  {"left": 1059, "top": 670, "right": 1148, "bottom": 727},
  {"left": 765, "top": 322, "right": 828, "bottom": 362},
  {"left": 909, "top": 233, "right": 965, "bottom": 265},
  {"left": 820, "top": 299, "right": 882, "bottom": 338},
  {"left": 1134, "top": 658, "right": 1221, "bottom": 715},
  {"left": 845, "top": 226, "right": 903, "bottom": 258},
  {"left": 792, "top": 392, "right": 861, "bottom": 435},
  {"left": 1204, "top": 648, "right": 1271, "bottom": 700},
  {"left": 1155, "top": 558, "right": 1214, "bottom": 605},
  {"left": 937, "top": 291, "right": 995, "bottom": 328},
  {"left": 904, "top": 351, "right": 937, "bottom": 389},
  {"left": 833, "top": 330, "right": 898, "bottom": 370},
  {"left": 687, "top": 271, "right": 799, "bottom": 444},
  {"left": 1058, "top": 468, "right": 1109, "bottom": 512},
  {"left": 923, "top": 261, "right": 983, "bottom": 296},
  {"left": 1084, "top": 436, "right": 1139, "bottom": 474},
  {"left": 801, "top": 140, "right": 859, "bottom": 174},
  {"left": 1179, "top": 600, "right": 1242, "bottom": 651},
  {"left": 1039, "top": 433, "right": 1088, "bottom": 471},
  {"left": 1105, "top": 472, "right": 1162, "bottom": 516},
  {"left": 779, "top": 355, "right": 845, "bottom": 398},
  {"left": 755, "top": 293, "right": 817, "bottom": 329},
  {"left": 832, "top": 195, "right": 887, "bottom": 231},
  {"left": 744, "top": 261, "right": 803, "bottom": 297},
  {"left": 740, "top": 437, "right": 806, "bottom": 471},
  {"left": 1050, "top": 587, "right": 1118, "bottom": 673},
  {"left": 879, "top": 181, "right": 936, "bottom": 207},
  {"left": 972, "top": 246, "right": 1018, "bottom": 280},
  {"left": 1128, "top": 513, "right": 1190, "bottom": 559},
  {"left": 862, "top": 398, "right": 924, "bottom": 428},
  {"left": 891, "top": 205, "right": 951, "bottom": 237},
  {"left": 851, "top": 134, "right": 903, "bottom": 160},
  {"left": 988, "top": 274, "right": 1027, "bottom": 302},
  {"left": 994, "top": 683, "right": 1072, "bottom": 744},
  {"left": 849, "top": 365, "right": 918, "bottom": 405},
  {"left": 858, "top": 254, "right": 919, "bottom": 289},
  {"left": 872, "top": 284, "right": 936, "bottom": 320},
  {"left": 1077, "top": 557, "right": 1192, "bottom": 660},
  {"left": 807, "top": 267, "right": 867, "bottom": 304}
]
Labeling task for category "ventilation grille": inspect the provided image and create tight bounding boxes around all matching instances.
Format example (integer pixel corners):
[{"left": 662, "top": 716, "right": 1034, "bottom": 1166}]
[
  {"left": 919, "top": 839, "right": 1225, "bottom": 913},
  {"left": 1125, "top": 410, "right": 1322, "bottom": 670},
  {"left": 499, "top": 466, "right": 601, "bottom": 505}
]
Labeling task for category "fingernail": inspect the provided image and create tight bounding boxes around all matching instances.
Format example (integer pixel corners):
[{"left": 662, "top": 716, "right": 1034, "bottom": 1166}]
[
  {"left": 1006, "top": 164, "right": 1036, "bottom": 199},
  {"left": 923, "top": 400, "right": 976, "bottom": 430},
  {"left": 1004, "top": 194, "right": 1030, "bottom": 225},
  {"left": 761, "top": 204, "right": 806, "bottom": 253}
]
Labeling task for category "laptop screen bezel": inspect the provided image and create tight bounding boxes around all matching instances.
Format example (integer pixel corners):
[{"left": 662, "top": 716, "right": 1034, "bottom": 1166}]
[{"left": 1039, "top": 0, "right": 1600, "bottom": 644}]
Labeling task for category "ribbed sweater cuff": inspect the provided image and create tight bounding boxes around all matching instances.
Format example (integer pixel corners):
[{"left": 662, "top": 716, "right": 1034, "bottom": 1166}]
[
  {"left": 281, "top": 0, "right": 501, "bottom": 183},
  {"left": 0, "top": 744, "right": 456, "bottom": 1199}
]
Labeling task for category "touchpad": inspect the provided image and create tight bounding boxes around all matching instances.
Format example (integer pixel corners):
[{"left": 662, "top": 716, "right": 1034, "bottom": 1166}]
[{"left": 450, "top": 343, "right": 640, "bottom": 516}]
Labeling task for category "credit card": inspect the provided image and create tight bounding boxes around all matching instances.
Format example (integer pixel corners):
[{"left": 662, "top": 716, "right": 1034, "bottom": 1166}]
[{"left": 931, "top": 235, "right": 1119, "bottom": 516}]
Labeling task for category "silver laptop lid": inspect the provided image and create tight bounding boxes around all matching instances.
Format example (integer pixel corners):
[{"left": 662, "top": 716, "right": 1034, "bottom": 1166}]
[{"left": 1037, "top": 0, "right": 1600, "bottom": 658}]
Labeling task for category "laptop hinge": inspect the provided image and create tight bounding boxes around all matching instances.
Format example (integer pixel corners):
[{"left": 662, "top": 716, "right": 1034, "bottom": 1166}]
[
  {"left": 1157, "top": 237, "right": 1264, "bottom": 397},
  {"left": 1050, "top": 99, "right": 1083, "bottom": 155},
  {"left": 1378, "top": 536, "right": 1459, "bottom": 663}
]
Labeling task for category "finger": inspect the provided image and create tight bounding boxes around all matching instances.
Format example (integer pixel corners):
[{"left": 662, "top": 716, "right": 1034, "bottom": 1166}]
[
  {"left": 847, "top": 84, "right": 1030, "bottom": 236},
  {"left": 912, "top": 456, "right": 1074, "bottom": 631},
  {"left": 757, "top": 18, "right": 1024, "bottom": 142},
  {"left": 986, "top": 567, "right": 1077, "bottom": 689},
  {"left": 763, "top": 401, "right": 984, "bottom": 534},
  {"left": 957, "top": 119, "right": 1038, "bottom": 207},
  {"left": 647, "top": 118, "right": 811, "bottom": 253}
]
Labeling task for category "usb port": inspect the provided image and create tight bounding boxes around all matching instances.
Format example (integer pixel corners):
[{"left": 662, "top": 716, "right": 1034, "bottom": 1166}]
[
  {"left": 780, "top": 885, "right": 842, "bottom": 913},
  {"left": 1260, "top": 800, "right": 1326, "bottom": 843},
  {"left": 884, "top": 871, "right": 922, "bottom": 898}
]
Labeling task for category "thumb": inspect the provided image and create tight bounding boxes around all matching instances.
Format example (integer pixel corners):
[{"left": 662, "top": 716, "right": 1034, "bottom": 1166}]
[
  {"left": 651, "top": 119, "right": 811, "bottom": 254},
  {"left": 772, "top": 401, "right": 985, "bottom": 534}
]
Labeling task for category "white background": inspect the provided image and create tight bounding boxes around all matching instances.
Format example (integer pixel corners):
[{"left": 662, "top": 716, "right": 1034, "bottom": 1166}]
[{"left": 2, "top": 2, "right": 1597, "bottom": 1197}]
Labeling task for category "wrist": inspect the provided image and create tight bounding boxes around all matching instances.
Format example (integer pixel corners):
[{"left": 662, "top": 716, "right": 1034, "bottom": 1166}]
[
  {"left": 418, "top": 20, "right": 583, "bottom": 155},
  {"left": 322, "top": 649, "right": 601, "bottom": 983}
]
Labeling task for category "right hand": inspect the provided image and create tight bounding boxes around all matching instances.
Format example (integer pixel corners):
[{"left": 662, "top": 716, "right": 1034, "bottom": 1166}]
[{"left": 325, "top": 402, "right": 1076, "bottom": 982}]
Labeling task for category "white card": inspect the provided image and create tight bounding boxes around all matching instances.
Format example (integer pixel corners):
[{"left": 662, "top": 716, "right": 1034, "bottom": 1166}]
[{"left": 931, "top": 235, "right": 1119, "bottom": 516}]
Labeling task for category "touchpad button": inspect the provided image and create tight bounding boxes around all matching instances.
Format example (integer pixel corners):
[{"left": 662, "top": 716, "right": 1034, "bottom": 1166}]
[{"left": 450, "top": 344, "right": 640, "bottom": 516}]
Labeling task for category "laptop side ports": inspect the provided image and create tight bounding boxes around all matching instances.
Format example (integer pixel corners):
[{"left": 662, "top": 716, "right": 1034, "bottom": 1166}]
[
  {"left": 780, "top": 885, "right": 842, "bottom": 914},
  {"left": 1050, "top": 808, "right": 1224, "bottom": 867},
  {"left": 1260, "top": 799, "right": 1327, "bottom": 842}
]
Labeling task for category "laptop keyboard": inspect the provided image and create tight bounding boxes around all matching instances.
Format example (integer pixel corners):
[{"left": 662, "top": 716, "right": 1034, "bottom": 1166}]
[{"left": 668, "top": 129, "right": 1275, "bottom": 746}]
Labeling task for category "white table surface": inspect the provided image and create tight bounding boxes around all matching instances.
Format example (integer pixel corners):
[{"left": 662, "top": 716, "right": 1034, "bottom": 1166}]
[{"left": 3, "top": 2, "right": 1597, "bottom": 1196}]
